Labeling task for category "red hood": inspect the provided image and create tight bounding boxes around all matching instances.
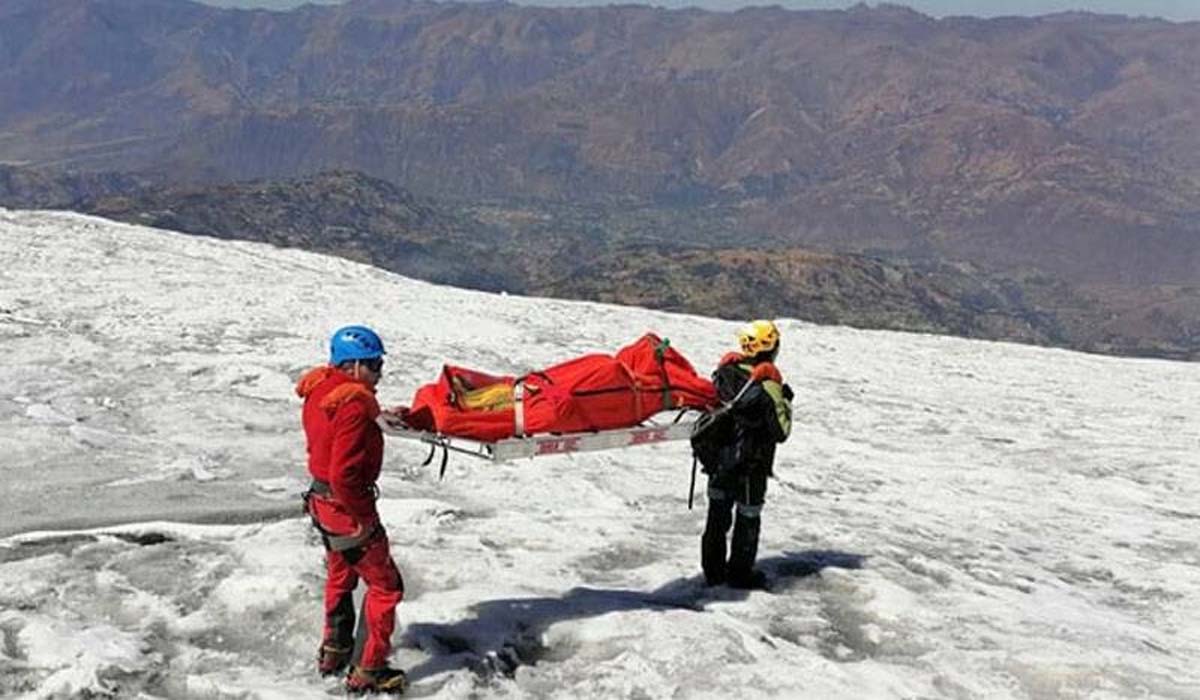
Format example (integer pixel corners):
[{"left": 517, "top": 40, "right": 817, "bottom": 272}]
[{"left": 296, "top": 365, "right": 380, "bottom": 419}]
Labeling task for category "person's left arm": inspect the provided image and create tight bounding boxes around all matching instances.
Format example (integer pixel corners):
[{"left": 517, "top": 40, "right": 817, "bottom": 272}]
[{"left": 743, "top": 362, "right": 793, "bottom": 443}]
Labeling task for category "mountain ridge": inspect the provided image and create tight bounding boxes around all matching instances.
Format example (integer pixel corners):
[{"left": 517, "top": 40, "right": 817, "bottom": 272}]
[
  {"left": 2, "top": 1, "right": 1197, "bottom": 287},
  {"left": 2, "top": 1, "right": 1197, "bottom": 357},
  {"left": 6, "top": 166, "right": 1192, "bottom": 359}
]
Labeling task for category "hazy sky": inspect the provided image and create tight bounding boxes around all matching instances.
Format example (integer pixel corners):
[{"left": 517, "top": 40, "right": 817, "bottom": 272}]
[{"left": 200, "top": 0, "right": 1200, "bottom": 22}]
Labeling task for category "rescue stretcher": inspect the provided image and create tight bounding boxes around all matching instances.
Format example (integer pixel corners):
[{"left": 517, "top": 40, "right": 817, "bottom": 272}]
[
  {"left": 377, "top": 409, "right": 699, "bottom": 472},
  {"left": 376, "top": 333, "right": 716, "bottom": 475}
]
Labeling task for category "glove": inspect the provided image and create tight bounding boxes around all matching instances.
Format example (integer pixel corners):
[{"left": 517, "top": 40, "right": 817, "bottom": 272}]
[
  {"left": 379, "top": 406, "right": 410, "bottom": 428},
  {"left": 749, "top": 362, "right": 782, "bottom": 384}
]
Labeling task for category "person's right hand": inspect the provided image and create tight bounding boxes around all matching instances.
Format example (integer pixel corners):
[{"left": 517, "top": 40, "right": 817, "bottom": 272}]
[{"left": 379, "top": 406, "right": 409, "bottom": 427}]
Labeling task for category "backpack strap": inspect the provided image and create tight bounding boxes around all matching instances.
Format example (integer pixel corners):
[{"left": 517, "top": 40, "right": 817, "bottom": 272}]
[{"left": 721, "top": 374, "right": 754, "bottom": 409}]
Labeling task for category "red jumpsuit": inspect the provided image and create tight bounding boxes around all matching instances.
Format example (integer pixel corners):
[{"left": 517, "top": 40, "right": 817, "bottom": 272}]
[{"left": 297, "top": 366, "right": 404, "bottom": 670}]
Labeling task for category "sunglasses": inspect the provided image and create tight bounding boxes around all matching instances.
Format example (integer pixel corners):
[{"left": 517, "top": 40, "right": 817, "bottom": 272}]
[{"left": 359, "top": 358, "right": 384, "bottom": 373}]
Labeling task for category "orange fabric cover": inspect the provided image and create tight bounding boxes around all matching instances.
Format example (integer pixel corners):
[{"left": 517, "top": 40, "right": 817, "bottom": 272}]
[{"left": 404, "top": 334, "right": 718, "bottom": 441}]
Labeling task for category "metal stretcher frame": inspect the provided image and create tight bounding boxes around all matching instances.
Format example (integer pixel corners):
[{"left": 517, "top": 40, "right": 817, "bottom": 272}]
[{"left": 376, "top": 411, "right": 697, "bottom": 471}]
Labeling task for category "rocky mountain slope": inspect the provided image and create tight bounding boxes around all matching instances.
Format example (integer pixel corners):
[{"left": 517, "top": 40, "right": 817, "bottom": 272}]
[
  {"left": 2, "top": 1, "right": 1197, "bottom": 287},
  {"left": 83, "top": 170, "right": 520, "bottom": 292},
  {"left": 6, "top": 167, "right": 1189, "bottom": 357},
  {"left": 3, "top": 1, "right": 1197, "bottom": 357}
]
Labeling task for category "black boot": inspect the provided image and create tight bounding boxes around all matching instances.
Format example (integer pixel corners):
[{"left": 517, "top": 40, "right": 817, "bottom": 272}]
[
  {"left": 726, "top": 513, "right": 764, "bottom": 589},
  {"left": 728, "top": 569, "right": 768, "bottom": 590}
]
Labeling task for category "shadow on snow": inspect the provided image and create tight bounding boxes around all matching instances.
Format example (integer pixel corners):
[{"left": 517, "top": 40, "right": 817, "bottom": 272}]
[{"left": 400, "top": 549, "right": 866, "bottom": 683}]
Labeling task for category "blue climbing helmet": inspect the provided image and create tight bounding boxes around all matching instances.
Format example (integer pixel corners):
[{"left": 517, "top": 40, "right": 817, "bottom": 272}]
[{"left": 329, "top": 325, "right": 386, "bottom": 365}]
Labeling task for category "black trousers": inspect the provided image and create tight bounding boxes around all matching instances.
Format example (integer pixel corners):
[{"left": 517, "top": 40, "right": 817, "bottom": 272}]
[{"left": 701, "top": 468, "right": 768, "bottom": 586}]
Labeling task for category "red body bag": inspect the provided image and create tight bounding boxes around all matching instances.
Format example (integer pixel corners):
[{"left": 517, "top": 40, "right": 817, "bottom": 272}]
[{"left": 403, "top": 334, "right": 717, "bottom": 441}]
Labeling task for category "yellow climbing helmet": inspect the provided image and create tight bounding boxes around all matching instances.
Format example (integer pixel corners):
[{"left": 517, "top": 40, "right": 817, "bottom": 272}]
[{"left": 737, "top": 319, "right": 780, "bottom": 356}]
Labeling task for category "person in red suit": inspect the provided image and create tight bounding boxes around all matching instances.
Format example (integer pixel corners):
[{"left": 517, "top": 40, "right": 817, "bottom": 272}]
[{"left": 296, "top": 325, "right": 406, "bottom": 694}]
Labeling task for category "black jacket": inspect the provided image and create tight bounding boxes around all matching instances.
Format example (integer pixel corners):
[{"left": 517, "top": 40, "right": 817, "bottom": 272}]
[{"left": 712, "top": 359, "right": 793, "bottom": 477}]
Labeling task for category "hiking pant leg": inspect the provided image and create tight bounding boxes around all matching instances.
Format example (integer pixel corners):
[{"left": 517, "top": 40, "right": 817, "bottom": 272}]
[
  {"left": 702, "top": 480, "right": 735, "bottom": 585},
  {"left": 728, "top": 471, "right": 768, "bottom": 582},
  {"left": 350, "top": 533, "right": 405, "bottom": 670},
  {"left": 323, "top": 550, "right": 359, "bottom": 649},
  {"left": 727, "top": 511, "right": 761, "bottom": 581}
]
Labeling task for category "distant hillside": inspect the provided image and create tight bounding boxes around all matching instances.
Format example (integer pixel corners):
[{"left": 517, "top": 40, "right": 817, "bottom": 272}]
[
  {"left": 532, "top": 244, "right": 1200, "bottom": 359},
  {"left": 2, "top": 0, "right": 1198, "bottom": 291},
  {"left": 5, "top": 166, "right": 1190, "bottom": 358},
  {"left": 81, "top": 171, "right": 520, "bottom": 293},
  {"left": 0, "top": 165, "right": 146, "bottom": 209}
]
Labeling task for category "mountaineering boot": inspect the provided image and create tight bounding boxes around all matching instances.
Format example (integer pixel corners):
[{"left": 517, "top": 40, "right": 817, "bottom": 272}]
[
  {"left": 727, "top": 568, "right": 769, "bottom": 591},
  {"left": 317, "top": 643, "right": 352, "bottom": 677},
  {"left": 346, "top": 666, "right": 408, "bottom": 695}
]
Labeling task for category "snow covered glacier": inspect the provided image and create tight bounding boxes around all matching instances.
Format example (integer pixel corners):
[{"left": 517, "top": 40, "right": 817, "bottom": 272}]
[{"left": 1, "top": 209, "right": 1197, "bottom": 698}]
